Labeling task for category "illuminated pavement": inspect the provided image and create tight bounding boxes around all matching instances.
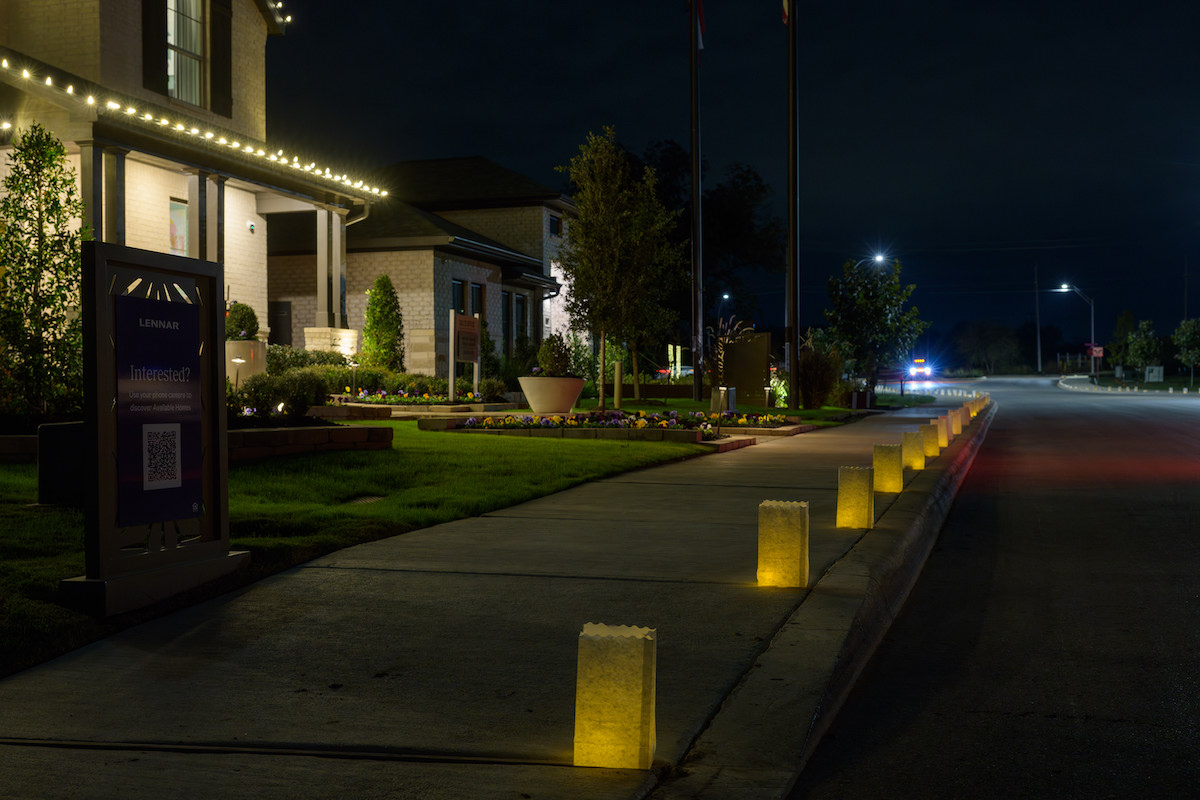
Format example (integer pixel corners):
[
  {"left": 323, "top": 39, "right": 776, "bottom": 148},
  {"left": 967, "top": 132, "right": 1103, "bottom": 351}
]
[{"left": 0, "top": 393, "right": 992, "bottom": 799}]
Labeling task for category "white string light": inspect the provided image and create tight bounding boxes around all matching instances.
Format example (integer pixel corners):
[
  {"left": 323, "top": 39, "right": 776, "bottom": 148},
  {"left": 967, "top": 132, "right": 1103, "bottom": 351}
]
[{"left": 0, "top": 53, "right": 388, "bottom": 198}]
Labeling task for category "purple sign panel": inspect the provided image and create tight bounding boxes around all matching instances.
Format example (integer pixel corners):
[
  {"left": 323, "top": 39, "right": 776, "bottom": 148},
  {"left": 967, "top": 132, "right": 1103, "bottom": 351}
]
[{"left": 114, "top": 294, "right": 202, "bottom": 527}]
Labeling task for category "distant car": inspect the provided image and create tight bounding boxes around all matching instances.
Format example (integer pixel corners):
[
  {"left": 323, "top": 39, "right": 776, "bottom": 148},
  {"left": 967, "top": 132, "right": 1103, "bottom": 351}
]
[{"left": 908, "top": 358, "right": 933, "bottom": 378}]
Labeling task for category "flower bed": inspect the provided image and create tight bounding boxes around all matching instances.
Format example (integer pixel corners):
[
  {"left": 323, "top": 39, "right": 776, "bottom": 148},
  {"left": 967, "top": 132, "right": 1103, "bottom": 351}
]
[
  {"left": 461, "top": 410, "right": 790, "bottom": 440},
  {"left": 337, "top": 388, "right": 484, "bottom": 406}
]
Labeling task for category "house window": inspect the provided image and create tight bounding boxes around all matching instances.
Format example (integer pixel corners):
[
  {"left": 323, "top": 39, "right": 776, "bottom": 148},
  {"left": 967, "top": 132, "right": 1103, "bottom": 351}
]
[
  {"left": 451, "top": 279, "right": 465, "bottom": 314},
  {"left": 549, "top": 215, "right": 562, "bottom": 237},
  {"left": 145, "top": 0, "right": 233, "bottom": 116},
  {"left": 167, "top": 0, "right": 204, "bottom": 105},
  {"left": 501, "top": 291, "right": 512, "bottom": 356},
  {"left": 169, "top": 198, "right": 188, "bottom": 256},
  {"left": 514, "top": 294, "right": 528, "bottom": 341},
  {"left": 470, "top": 283, "right": 485, "bottom": 320}
]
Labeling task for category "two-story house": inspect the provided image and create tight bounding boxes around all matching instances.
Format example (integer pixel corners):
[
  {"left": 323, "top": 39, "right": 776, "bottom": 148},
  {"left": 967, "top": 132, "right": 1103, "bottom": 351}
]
[
  {"left": 0, "top": 0, "right": 381, "bottom": 354},
  {"left": 268, "top": 156, "right": 573, "bottom": 378}
]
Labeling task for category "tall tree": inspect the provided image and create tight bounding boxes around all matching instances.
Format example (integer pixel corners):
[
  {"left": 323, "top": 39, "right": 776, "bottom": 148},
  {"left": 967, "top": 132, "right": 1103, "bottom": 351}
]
[
  {"left": 1107, "top": 310, "right": 1135, "bottom": 367},
  {"left": 1172, "top": 318, "right": 1200, "bottom": 388},
  {"left": 824, "top": 258, "right": 928, "bottom": 392},
  {"left": 1126, "top": 319, "right": 1159, "bottom": 381},
  {"left": 0, "top": 123, "right": 89, "bottom": 416},
  {"left": 557, "top": 127, "right": 680, "bottom": 407},
  {"left": 360, "top": 273, "right": 405, "bottom": 372},
  {"left": 957, "top": 321, "right": 1020, "bottom": 374}
]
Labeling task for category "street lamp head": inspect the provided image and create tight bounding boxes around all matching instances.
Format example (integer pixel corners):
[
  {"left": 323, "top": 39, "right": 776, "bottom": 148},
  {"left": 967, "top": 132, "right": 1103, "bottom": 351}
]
[
  {"left": 722, "top": 293, "right": 730, "bottom": 300},
  {"left": 1060, "top": 283, "right": 1070, "bottom": 291},
  {"left": 874, "top": 254, "right": 885, "bottom": 263}
]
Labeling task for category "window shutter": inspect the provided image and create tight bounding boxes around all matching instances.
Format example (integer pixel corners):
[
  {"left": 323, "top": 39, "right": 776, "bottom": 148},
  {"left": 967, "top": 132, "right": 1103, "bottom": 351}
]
[
  {"left": 210, "top": 0, "right": 233, "bottom": 117},
  {"left": 142, "top": 0, "right": 168, "bottom": 95}
]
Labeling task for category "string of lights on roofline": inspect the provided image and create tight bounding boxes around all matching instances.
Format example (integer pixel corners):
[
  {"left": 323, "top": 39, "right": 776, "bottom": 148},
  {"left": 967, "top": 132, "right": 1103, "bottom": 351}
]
[{"left": 0, "top": 43, "right": 388, "bottom": 200}]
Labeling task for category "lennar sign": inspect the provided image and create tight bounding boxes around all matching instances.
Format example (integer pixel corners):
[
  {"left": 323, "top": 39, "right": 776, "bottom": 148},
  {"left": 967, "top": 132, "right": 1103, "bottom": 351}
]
[{"left": 62, "top": 242, "right": 246, "bottom": 616}]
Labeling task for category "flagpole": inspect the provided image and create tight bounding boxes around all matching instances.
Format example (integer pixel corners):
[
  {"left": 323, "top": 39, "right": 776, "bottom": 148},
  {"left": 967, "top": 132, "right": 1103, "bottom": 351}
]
[
  {"left": 689, "top": 0, "right": 704, "bottom": 402},
  {"left": 785, "top": 0, "right": 800, "bottom": 410}
]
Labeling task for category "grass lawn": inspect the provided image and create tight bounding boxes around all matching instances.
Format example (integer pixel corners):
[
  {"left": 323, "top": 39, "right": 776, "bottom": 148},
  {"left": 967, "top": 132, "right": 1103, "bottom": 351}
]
[{"left": 0, "top": 420, "right": 708, "bottom": 678}]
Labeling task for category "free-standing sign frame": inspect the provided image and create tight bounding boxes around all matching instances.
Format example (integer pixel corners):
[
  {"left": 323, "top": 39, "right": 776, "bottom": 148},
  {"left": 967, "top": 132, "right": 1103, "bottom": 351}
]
[{"left": 63, "top": 242, "right": 245, "bottom": 615}]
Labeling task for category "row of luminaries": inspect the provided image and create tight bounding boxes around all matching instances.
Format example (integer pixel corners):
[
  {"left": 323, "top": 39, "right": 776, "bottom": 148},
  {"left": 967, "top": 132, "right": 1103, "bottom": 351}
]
[{"left": 571, "top": 392, "right": 990, "bottom": 771}]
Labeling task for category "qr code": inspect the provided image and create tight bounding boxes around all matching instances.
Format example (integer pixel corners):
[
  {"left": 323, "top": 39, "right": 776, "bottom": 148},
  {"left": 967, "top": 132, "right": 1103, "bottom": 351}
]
[{"left": 143, "top": 423, "right": 182, "bottom": 490}]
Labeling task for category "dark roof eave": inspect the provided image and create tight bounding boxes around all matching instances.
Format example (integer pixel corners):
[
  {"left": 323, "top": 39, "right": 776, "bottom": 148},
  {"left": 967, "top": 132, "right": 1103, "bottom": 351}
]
[{"left": 350, "top": 235, "right": 544, "bottom": 271}]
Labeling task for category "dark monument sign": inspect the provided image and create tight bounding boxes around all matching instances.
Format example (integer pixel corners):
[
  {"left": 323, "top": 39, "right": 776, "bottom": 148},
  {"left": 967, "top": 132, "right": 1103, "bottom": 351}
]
[{"left": 62, "top": 242, "right": 245, "bottom": 615}]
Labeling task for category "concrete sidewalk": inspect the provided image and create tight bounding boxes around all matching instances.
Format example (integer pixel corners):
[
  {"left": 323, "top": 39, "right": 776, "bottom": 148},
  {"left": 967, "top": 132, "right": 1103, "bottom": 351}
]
[{"left": 0, "top": 400, "right": 993, "bottom": 800}]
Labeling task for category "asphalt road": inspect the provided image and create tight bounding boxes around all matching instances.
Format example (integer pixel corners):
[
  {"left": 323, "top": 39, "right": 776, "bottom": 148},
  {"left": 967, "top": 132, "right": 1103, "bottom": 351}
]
[{"left": 791, "top": 377, "right": 1200, "bottom": 799}]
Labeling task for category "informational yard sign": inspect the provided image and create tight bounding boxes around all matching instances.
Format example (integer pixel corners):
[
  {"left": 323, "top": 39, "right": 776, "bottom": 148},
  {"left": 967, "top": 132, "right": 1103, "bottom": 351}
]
[
  {"left": 454, "top": 313, "right": 480, "bottom": 362},
  {"left": 114, "top": 294, "right": 203, "bottom": 526},
  {"left": 65, "top": 242, "right": 244, "bottom": 617}
]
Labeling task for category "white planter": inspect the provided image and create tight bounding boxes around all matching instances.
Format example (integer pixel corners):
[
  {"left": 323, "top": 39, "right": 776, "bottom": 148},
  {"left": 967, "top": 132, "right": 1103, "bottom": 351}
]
[{"left": 518, "top": 376, "right": 585, "bottom": 415}]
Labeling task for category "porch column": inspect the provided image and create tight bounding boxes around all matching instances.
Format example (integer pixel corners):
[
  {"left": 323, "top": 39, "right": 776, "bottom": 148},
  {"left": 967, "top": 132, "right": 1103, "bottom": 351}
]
[
  {"left": 209, "top": 175, "right": 227, "bottom": 264},
  {"left": 102, "top": 148, "right": 128, "bottom": 245},
  {"left": 78, "top": 140, "right": 104, "bottom": 241},
  {"left": 315, "top": 208, "right": 333, "bottom": 327},
  {"left": 186, "top": 171, "right": 210, "bottom": 261},
  {"left": 333, "top": 210, "right": 347, "bottom": 328}
]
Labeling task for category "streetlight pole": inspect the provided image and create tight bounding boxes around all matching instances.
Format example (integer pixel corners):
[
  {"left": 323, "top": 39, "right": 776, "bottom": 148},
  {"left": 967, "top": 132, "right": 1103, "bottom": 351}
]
[{"left": 1057, "top": 283, "right": 1095, "bottom": 381}]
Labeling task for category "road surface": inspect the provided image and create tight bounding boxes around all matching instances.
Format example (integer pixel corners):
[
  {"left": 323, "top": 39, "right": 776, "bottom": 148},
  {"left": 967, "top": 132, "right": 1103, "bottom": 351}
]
[{"left": 792, "top": 376, "right": 1200, "bottom": 798}]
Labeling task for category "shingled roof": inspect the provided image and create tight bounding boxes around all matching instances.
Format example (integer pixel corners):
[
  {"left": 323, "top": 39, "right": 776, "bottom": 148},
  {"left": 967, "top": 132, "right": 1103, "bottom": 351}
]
[{"left": 373, "top": 157, "right": 572, "bottom": 212}]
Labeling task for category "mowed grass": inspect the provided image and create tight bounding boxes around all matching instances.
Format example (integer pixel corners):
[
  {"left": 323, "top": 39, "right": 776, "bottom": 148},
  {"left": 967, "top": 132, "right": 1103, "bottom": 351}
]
[{"left": 0, "top": 420, "right": 708, "bottom": 677}]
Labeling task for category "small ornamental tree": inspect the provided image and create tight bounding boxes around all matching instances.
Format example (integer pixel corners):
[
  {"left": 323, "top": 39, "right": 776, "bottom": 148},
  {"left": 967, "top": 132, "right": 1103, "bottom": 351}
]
[
  {"left": 361, "top": 274, "right": 405, "bottom": 372},
  {"left": 0, "top": 123, "right": 90, "bottom": 416},
  {"left": 1173, "top": 318, "right": 1200, "bottom": 387},
  {"left": 824, "top": 258, "right": 928, "bottom": 393},
  {"left": 1126, "top": 319, "right": 1159, "bottom": 381}
]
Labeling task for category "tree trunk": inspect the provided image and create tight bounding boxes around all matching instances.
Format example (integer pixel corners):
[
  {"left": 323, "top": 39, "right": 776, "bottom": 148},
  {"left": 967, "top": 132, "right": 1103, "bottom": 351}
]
[
  {"left": 632, "top": 345, "right": 642, "bottom": 401},
  {"left": 597, "top": 331, "right": 607, "bottom": 411}
]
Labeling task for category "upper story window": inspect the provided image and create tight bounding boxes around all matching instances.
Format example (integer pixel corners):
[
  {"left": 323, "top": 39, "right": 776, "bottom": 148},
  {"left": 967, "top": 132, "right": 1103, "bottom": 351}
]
[
  {"left": 549, "top": 215, "right": 562, "bottom": 237},
  {"left": 167, "top": 0, "right": 204, "bottom": 106},
  {"left": 144, "top": 0, "right": 233, "bottom": 117}
]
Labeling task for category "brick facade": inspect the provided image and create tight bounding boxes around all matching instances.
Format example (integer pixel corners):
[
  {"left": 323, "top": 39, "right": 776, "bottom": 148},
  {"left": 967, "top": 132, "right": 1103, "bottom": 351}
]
[{"left": 3, "top": 0, "right": 269, "bottom": 141}]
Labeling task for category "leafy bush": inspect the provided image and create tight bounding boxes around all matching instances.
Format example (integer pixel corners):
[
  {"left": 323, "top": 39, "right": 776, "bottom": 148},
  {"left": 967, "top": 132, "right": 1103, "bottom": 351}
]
[
  {"left": 796, "top": 341, "right": 843, "bottom": 410},
  {"left": 455, "top": 376, "right": 476, "bottom": 397},
  {"left": 239, "top": 373, "right": 280, "bottom": 418},
  {"left": 267, "top": 344, "right": 346, "bottom": 375},
  {"left": 225, "top": 302, "right": 259, "bottom": 340},
  {"left": 478, "top": 376, "right": 507, "bottom": 401},
  {"left": 361, "top": 274, "right": 405, "bottom": 371},
  {"left": 536, "top": 333, "right": 572, "bottom": 377},
  {"left": 277, "top": 370, "right": 329, "bottom": 418}
]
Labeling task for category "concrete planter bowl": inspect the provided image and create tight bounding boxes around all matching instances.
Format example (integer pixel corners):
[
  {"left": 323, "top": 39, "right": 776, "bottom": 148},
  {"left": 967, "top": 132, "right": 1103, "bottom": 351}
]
[{"left": 517, "top": 376, "right": 585, "bottom": 415}]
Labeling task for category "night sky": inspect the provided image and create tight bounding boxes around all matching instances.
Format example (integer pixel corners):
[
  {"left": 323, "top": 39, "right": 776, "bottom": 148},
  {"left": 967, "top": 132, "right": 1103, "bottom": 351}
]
[{"left": 266, "top": 1, "right": 1200, "bottom": 359}]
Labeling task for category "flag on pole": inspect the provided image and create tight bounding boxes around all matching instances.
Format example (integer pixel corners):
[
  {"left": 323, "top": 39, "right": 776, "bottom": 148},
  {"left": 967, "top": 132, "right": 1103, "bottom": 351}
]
[
  {"left": 782, "top": 0, "right": 789, "bottom": 24},
  {"left": 696, "top": 0, "right": 706, "bottom": 49}
]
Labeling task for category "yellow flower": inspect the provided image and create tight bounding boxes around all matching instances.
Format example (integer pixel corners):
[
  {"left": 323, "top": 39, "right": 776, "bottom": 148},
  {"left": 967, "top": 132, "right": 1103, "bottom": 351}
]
[
  {"left": 635, "top": 419, "right": 647, "bottom": 429},
  {"left": 483, "top": 416, "right": 495, "bottom": 426},
  {"left": 344, "top": 386, "right": 351, "bottom": 393},
  {"left": 638, "top": 410, "right": 646, "bottom": 418}
]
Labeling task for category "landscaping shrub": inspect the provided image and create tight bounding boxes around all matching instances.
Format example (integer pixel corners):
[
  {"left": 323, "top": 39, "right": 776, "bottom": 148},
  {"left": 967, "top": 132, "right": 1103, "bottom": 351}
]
[
  {"left": 361, "top": 274, "right": 405, "bottom": 372},
  {"left": 796, "top": 343, "right": 843, "bottom": 409},
  {"left": 266, "top": 344, "right": 346, "bottom": 375},
  {"left": 277, "top": 370, "right": 329, "bottom": 418},
  {"left": 239, "top": 373, "right": 280, "bottom": 418},
  {"left": 536, "top": 332, "right": 572, "bottom": 376},
  {"left": 478, "top": 377, "right": 507, "bottom": 401},
  {"left": 225, "top": 302, "right": 259, "bottom": 340}
]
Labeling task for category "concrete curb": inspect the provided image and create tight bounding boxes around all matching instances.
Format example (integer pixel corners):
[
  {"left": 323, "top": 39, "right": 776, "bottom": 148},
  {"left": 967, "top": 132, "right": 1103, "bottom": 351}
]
[{"left": 650, "top": 401, "right": 998, "bottom": 799}]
